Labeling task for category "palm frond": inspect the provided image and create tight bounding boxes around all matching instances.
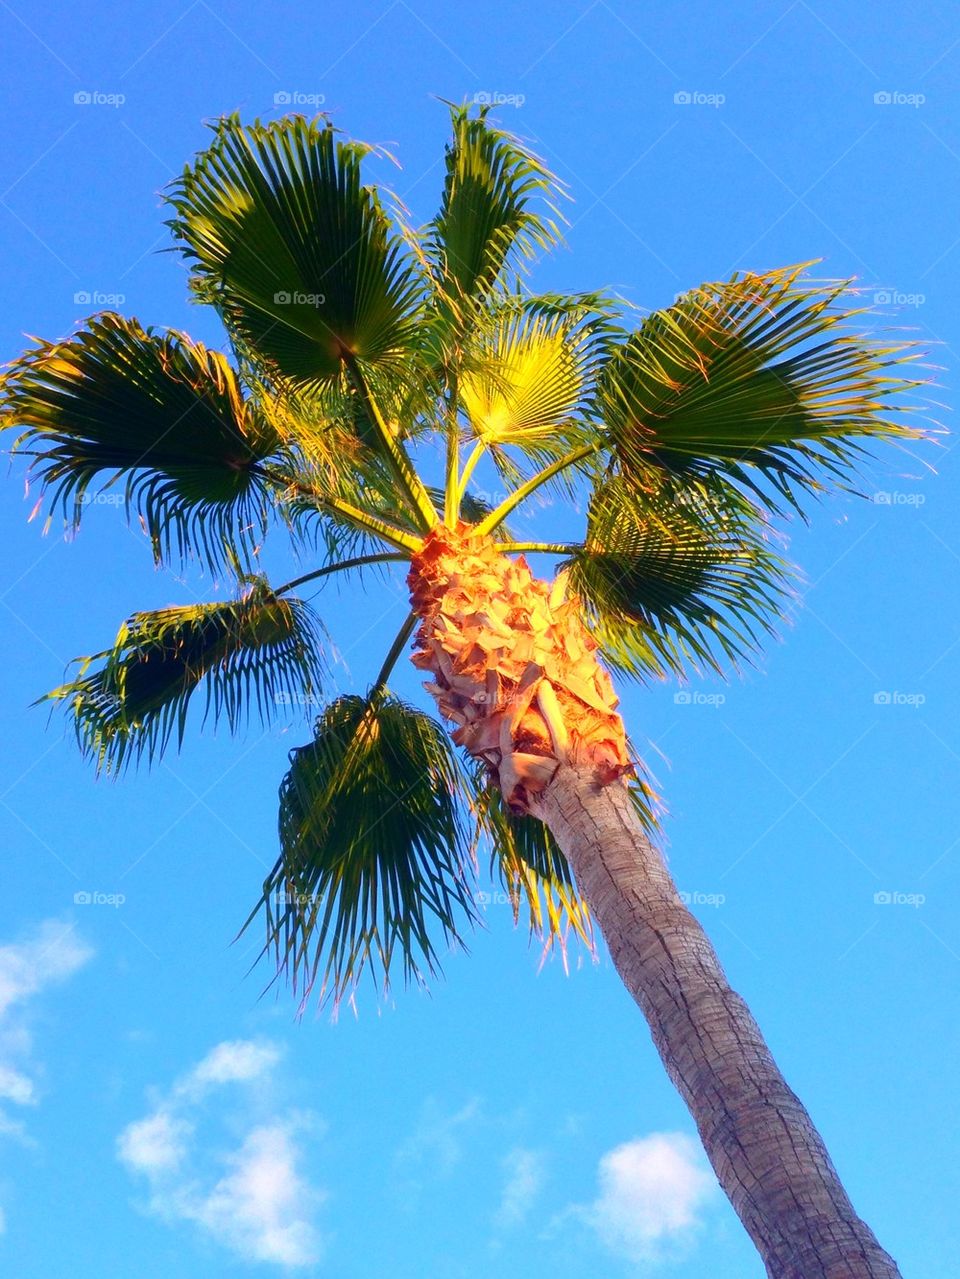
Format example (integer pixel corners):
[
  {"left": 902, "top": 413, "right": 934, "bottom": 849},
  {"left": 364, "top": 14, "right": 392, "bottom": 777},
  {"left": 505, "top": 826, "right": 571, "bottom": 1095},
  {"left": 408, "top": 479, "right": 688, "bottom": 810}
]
[
  {"left": 166, "top": 114, "right": 425, "bottom": 389},
  {"left": 45, "top": 579, "right": 325, "bottom": 773},
  {"left": 565, "top": 475, "right": 792, "bottom": 679},
  {"left": 2, "top": 313, "right": 278, "bottom": 569},
  {"left": 254, "top": 691, "right": 477, "bottom": 1005},
  {"left": 426, "top": 105, "right": 561, "bottom": 312},
  {"left": 471, "top": 772, "right": 592, "bottom": 951},
  {"left": 598, "top": 264, "right": 927, "bottom": 513}
]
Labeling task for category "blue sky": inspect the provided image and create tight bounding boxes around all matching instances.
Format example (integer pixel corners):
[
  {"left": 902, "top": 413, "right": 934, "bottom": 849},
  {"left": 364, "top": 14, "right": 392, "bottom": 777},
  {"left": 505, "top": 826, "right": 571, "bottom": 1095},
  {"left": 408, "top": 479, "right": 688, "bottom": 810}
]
[{"left": 1, "top": 1, "right": 958, "bottom": 1275}]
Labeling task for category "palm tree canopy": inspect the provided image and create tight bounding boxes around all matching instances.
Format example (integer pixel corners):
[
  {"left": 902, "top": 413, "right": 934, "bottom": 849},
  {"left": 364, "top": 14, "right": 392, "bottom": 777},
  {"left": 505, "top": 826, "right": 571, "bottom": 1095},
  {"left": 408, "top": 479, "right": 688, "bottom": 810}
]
[{"left": 1, "top": 107, "right": 928, "bottom": 1004}]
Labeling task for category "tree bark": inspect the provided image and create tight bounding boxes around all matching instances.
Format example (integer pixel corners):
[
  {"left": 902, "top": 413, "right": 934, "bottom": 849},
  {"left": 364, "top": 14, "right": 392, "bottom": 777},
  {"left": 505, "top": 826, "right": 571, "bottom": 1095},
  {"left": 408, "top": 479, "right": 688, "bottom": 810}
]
[
  {"left": 407, "top": 525, "right": 902, "bottom": 1278},
  {"left": 533, "top": 764, "right": 901, "bottom": 1279}
]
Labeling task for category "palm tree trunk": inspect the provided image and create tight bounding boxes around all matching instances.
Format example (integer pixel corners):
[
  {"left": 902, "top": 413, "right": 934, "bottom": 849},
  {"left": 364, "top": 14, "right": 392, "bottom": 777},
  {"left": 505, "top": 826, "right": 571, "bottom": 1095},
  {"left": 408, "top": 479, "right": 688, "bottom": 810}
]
[
  {"left": 533, "top": 764, "right": 901, "bottom": 1279},
  {"left": 407, "top": 526, "right": 902, "bottom": 1277}
]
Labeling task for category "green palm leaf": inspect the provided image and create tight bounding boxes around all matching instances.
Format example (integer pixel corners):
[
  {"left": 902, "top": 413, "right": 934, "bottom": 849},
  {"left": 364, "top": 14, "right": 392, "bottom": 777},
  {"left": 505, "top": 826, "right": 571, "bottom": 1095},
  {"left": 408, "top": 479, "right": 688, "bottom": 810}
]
[
  {"left": 45, "top": 578, "right": 325, "bottom": 773},
  {"left": 565, "top": 475, "right": 791, "bottom": 678},
  {"left": 166, "top": 115, "right": 425, "bottom": 389},
  {"left": 254, "top": 691, "right": 477, "bottom": 1005},
  {"left": 598, "top": 264, "right": 926, "bottom": 512},
  {"left": 471, "top": 773, "right": 592, "bottom": 950},
  {"left": 426, "top": 105, "right": 560, "bottom": 312},
  {"left": 2, "top": 313, "right": 279, "bottom": 568}
]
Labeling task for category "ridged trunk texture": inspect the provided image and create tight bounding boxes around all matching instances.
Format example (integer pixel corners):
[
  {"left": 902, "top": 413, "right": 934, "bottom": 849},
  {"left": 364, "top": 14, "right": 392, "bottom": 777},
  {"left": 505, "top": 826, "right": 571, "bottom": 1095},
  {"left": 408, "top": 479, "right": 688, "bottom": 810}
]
[{"left": 408, "top": 526, "right": 902, "bottom": 1279}]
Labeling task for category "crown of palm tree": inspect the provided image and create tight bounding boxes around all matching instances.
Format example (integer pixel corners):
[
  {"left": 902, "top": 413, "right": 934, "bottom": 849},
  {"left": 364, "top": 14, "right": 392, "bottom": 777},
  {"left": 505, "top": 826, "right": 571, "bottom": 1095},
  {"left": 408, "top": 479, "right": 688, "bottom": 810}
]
[{"left": 1, "top": 105, "right": 927, "bottom": 1006}]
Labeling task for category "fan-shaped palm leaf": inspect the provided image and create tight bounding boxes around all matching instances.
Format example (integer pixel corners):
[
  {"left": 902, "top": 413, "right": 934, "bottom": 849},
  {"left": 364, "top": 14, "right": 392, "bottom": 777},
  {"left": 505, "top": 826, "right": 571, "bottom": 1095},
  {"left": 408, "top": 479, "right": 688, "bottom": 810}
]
[
  {"left": 564, "top": 475, "right": 791, "bottom": 678},
  {"left": 166, "top": 114, "right": 425, "bottom": 389},
  {"left": 255, "top": 691, "right": 476, "bottom": 1004},
  {"left": 2, "top": 313, "right": 279, "bottom": 568},
  {"left": 426, "top": 105, "right": 561, "bottom": 312},
  {"left": 598, "top": 264, "right": 926, "bottom": 512},
  {"left": 45, "top": 579, "right": 325, "bottom": 773}
]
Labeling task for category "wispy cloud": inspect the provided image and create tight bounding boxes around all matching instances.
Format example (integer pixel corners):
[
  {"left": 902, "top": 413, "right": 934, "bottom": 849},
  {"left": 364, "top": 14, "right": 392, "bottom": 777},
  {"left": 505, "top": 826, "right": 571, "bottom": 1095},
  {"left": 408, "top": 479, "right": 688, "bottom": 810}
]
[
  {"left": 0, "top": 918, "right": 92, "bottom": 1022},
  {"left": 393, "top": 1096, "right": 481, "bottom": 1208},
  {"left": 569, "top": 1132, "right": 716, "bottom": 1266},
  {"left": 495, "top": 1147, "right": 545, "bottom": 1229},
  {"left": 0, "top": 918, "right": 93, "bottom": 1230},
  {"left": 117, "top": 1039, "right": 325, "bottom": 1268}
]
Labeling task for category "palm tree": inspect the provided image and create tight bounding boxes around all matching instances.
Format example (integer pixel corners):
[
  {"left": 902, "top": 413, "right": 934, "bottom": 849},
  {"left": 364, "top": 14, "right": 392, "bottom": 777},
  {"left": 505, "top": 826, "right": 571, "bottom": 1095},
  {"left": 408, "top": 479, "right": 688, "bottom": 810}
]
[{"left": 1, "top": 108, "right": 926, "bottom": 1278}]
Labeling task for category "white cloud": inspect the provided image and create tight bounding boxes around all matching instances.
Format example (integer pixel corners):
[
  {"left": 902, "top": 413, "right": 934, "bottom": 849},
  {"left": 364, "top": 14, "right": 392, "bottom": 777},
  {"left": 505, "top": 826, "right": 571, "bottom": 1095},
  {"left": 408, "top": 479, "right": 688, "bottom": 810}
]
[
  {"left": 575, "top": 1133, "right": 716, "bottom": 1265},
  {"left": 117, "top": 1039, "right": 324, "bottom": 1268},
  {"left": 0, "top": 919, "right": 93, "bottom": 1230},
  {"left": 183, "top": 1123, "right": 326, "bottom": 1267},
  {"left": 0, "top": 919, "right": 92, "bottom": 1019},
  {"left": 0, "top": 1065, "right": 35, "bottom": 1107},
  {"left": 495, "top": 1147, "right": 544, "bottom": 1228},
  {"left": 117, "top": 1110, "right": 192, "bottom": 1175},
  {"left": 181, "top": 1040, "right": 282, "bottom": 1096}
]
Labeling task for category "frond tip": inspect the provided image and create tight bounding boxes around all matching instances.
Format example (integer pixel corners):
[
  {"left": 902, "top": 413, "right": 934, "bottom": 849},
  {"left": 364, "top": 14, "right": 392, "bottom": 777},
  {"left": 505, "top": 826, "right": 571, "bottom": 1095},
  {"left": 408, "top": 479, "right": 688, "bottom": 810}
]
[
  {"left": 44, "top": 580, "right": 326, "bottom": 773},
  {"left": 255, "top": 691, "right": 477, "bottom": 1007}
]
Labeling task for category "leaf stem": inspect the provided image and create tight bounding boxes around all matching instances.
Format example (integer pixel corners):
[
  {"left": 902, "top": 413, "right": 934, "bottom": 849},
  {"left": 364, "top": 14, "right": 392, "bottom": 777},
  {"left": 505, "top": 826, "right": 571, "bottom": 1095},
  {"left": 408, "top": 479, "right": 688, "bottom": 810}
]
[
  {"left": 473, "top": 443, "right": 597, "bottom": 536},
  {"left": 275, "top": 553, "right": 407, "bottom": 596},
  {"left": 372, "top": 611, "right": 418, "bottom": 693},
  {"left": 342, "top": 356, "right": 439, "bottom": 532}
]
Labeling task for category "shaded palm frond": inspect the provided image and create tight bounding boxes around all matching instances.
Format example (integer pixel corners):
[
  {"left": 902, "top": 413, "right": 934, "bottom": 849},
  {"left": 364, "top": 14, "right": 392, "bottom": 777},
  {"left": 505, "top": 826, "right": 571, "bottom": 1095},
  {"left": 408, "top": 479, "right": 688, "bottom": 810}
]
[
  {"left": 565, "top": 474, "right": 792, "bottom": 679},
  {"left": 45, "top": 579, "right": 325, "bottom": 773},
  {"left": 598, "top": 264, "right": 927, "bottom": 514},
  {"left": 166, "top": 114, "right": 425, "bottom": 389},
  {"left": 254, "top": 692, "right": 477, "bottom": 1006},
  {"left": 2, "top": 313, "right": 278, "bottom": 568}
]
